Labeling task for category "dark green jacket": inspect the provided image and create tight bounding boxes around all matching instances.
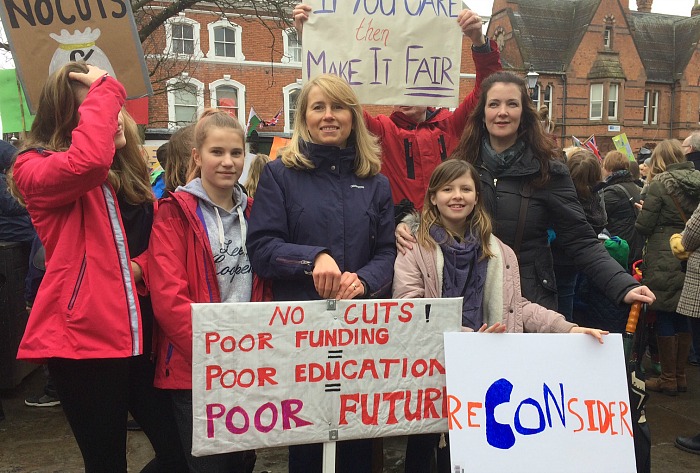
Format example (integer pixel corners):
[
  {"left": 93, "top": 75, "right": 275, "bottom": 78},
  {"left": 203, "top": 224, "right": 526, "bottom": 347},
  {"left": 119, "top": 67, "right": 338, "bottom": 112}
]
[{"left": 635, "top": 162, "right": 700, "bottom": 311}]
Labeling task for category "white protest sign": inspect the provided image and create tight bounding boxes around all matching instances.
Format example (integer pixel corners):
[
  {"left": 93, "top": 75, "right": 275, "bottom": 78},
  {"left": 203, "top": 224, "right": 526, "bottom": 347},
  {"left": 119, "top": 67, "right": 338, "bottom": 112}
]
[
  {"left": 444, "top": 333, "right": 636, "bottom": 473},
  {"left": 303, "top": 0, "right": 464, "bottom": 107},
  {"left": 191, "top": 298, "right": 462, "bottom": 456}
]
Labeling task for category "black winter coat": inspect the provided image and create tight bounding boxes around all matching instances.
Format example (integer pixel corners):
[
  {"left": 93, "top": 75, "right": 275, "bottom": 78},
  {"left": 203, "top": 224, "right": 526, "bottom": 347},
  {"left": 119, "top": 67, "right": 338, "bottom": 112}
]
[
  {"left": 477, "top": 150, "right": 638, "bottom": 310},
  {"left": 602, "top": 171, "right": 644, "bottom": 267}
]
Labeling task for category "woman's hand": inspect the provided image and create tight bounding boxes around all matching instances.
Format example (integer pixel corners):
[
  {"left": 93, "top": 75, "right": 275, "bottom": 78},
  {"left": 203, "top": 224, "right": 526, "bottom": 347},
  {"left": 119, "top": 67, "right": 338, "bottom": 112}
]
[
  {"left": 623, "top": 285, "right": 655, "bottom": 305},
  {"left": 395, "top": 222, "right": 416, "bottom": 255},
  {"left": 313, "top": 252, "right": 341, "bottom": 299},
  {"left": 457, "top": 9, "right": 485, "bottom": 45},
  {"left": 477, "top": 322, "right": 506, "bottom": 333},
  {"left": 68, "top": 65, "right": 110, "bottom": 88},
  {"left": 130, "top": 261, "right": 143, "bottom": 284},
  {"left": 293, "top": 3, "right": 311, "bottom": 36},
  {"left": 570, "top": 326, "right": 609, "bottom": 344},
  {"left": 336, "top": 272, "right": 365, "bottom": 300}
]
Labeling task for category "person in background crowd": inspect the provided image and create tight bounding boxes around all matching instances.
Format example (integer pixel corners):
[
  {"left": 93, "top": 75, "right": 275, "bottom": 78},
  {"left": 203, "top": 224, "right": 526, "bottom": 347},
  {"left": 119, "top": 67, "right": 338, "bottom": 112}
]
[
  {"left": 682, "top": 130, "right": 700, "bottom": 170},
  {"left": 636, "top": 139, "right": 700, "bottom": 396},
  {"left": 164, "top": 124, "right": 195, "bottom": 195},
  {"left": 246, "top": 74, "right": 396, "bottom": 473},
  {"left": 293, "top": 4, "right": 502, "bottom": 220},
  {"left": 243, "top": 153, "right": 270, "bottom": 198},
  {"left": 552, "top": 149, "right": 607, "bottom": 321},
  {"left": 674, "top": 202, "right": 700, "bottom": 455},
  {"left": 150, "top": 143, "right": 167, "bottom": 199},
  {"left": 403, "top": 71, "right": 654, "bottom": 312},
  {"left": 8, "top": 62, "right": 187, "bottom": 473},
  {"left": 393, "top": 159, "right": 607, "bottom": 473},
  {"left": 602, "top": 150, "right": 644, "bottom": 267},
  {"left": 148, "top": 110, "right": 259, "bottom": 472}
]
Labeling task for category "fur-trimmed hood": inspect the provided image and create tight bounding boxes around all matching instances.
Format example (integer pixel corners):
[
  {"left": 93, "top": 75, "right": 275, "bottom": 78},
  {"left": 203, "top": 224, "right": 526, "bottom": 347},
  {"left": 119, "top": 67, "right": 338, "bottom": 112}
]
[{"left": 656, "top": 161, "right": 700, "bottom": 214}]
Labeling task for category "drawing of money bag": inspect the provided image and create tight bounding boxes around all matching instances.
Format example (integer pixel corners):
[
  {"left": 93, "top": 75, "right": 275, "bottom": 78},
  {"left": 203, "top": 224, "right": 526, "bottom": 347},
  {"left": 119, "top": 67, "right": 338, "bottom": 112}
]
[{"left": 48, "top": 28, "right": 117, "bottom": 77}]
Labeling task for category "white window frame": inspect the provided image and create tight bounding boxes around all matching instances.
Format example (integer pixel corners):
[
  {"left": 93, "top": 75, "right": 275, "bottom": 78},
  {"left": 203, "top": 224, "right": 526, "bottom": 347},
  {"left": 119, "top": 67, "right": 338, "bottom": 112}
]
[
  {"left": 608, "top": 83, "right": 619, "bottom": 120},
  {"left": 650, "top": 91, "right": 659, "bottom": 125},
  {"left": 282, "top": 28, "right": 302, "bottom": 63},
  {"left": 283, "top": 82, "right": 302, "bottom": 134},
  {"left": 209, "top": 78, "right": 246, "bottom": 125},
  {"left": 531, "top": 84, "right": 540, "bottom": 111},
  {"left": 167, "top": 76, "right": 204, "bottom": 129},
  {"left": 164, "top": 16, "right": 202, "bottom": 57},
  {"left": 589, "top": 84, "right": 603, "bottom": 120},
  {"left": 604, "top": 26, "right": 612, "bottom": 49},
  {"left": 206, "top": 19, "right": 244, "bottom": 61},
  {"left": 643, "top": 90, "right": 650, "bottom": 125},
  {"left": 543, "top": 85, "right": 553, "bottom": 118}
]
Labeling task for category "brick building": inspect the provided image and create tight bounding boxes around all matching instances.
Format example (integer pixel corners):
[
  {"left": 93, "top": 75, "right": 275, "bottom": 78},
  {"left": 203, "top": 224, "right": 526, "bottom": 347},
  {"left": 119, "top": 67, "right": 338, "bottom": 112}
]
[
  {"left": 487, "top": 0, "right": 700, "bottom": 154},
  {"left": 143, "top": 3, "right": 483, "bottom": 152}
]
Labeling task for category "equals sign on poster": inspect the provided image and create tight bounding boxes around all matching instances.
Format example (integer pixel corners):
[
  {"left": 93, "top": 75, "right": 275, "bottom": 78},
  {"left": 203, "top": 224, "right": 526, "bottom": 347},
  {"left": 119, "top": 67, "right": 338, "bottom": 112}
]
[
  {"left": 325, "top": 349, "right": 343, "bottom": 392},
  {"left": 328, "top": 349, "right": 343, "bottom": 359}
]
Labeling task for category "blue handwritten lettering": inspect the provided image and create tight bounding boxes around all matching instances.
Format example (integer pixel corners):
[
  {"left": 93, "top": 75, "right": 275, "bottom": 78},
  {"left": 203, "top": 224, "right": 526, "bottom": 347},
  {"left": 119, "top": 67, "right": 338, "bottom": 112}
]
[
  {"left": 370, "top": 47, "right": 392, "bottom": 84},
  {"left": 306, "top": 50, "right": 363, "bottom": 85},
  {"left": 314, "top": 0, "right": 337, "bottom": 14},
  {"left": 485, "top": 378, "right": 516, "bottom": 450},
  {"left": 544, "top": 383, "right": 566, "bottom": 428},
  {"left": 514, "top": 398, "right": 545, "bottom": 436}
]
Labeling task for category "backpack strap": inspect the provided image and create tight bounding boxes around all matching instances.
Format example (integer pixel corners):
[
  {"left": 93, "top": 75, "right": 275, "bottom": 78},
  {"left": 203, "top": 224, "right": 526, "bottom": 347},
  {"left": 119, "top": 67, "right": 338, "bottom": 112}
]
[{"left": 605, "top": 183, "right": 638, "bottom": 214}]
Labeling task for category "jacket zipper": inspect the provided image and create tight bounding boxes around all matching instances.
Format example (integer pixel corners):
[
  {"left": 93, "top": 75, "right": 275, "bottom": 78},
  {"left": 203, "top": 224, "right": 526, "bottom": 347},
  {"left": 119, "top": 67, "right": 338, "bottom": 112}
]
[{"left": 68, "top": 254, "right": 87, "bottom": 311}]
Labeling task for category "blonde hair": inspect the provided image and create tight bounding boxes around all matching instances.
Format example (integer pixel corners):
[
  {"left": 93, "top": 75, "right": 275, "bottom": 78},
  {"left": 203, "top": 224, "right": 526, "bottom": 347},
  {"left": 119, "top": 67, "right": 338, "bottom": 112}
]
[
  {"left": 603, "top": 150, "right": 630, "bottom": 173},
  {"left": 280, "top": 74, "right": 381, "bottom": 178},
  {"left": 187, "top": 109, "right": 246, "bottom": 182},
  {"left": 244, "top": 153, "right": 270, "bottom": 198},
  {"left": 8, "top": 61, "right": 153, "bottom": 205},
  {"left": 649, "top": 139, "right": 686, "bottom": 181},
  {"left": 417, "top": 160, "right": 494, "bottom": 259}
]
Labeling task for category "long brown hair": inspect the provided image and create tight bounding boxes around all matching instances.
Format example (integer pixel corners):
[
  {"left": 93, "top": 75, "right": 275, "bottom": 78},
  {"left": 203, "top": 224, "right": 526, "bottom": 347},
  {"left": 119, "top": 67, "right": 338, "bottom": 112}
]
[
  {"left": 450, "top": 71, "right": 557, "bottom": 188},
  {"left": 280, "top": 74, "right": 381, "bottom": 178},
  {"left": 165, "top": 124, "right": 195, "bottom": 192},
  {"left": 649, "top": 139, "right": 686, "bottom": 181},
  {"left": 566, "top": 149, "right": 602, "bottom": 200},
  {"left": 8, "top": 61, "right": 153, "bottom": 205},
  {"left": 418, "top": 160, "right": 494, "bottom": 259},
  {"left": 244, "top": 153, "right": 270, "bottom": 198}
]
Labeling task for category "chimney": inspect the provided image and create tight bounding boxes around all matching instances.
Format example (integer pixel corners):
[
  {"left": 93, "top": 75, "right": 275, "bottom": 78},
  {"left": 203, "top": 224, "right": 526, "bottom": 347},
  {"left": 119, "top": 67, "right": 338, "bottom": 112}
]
[
  {"left": 636, "top": 0, "right": 652, "bottom": 13},
  {"left": 693, "top": 0, "right": 700, "bottom": 17}
]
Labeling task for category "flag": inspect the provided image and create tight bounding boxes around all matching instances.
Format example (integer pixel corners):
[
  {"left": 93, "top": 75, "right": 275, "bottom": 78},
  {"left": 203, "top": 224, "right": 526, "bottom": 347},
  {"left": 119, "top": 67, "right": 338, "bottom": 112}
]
[
  {"left": 246, "top": 107, "right": 262, "bottom": 137},
  {"left": 583, "top": 135, "right": 602, "bottom": 161},
  {"left": 572, "top": 135, "right": 583, "bottom": 147},
  {"left": 263, "top": 108, "right": 283, "bottom": 127}
]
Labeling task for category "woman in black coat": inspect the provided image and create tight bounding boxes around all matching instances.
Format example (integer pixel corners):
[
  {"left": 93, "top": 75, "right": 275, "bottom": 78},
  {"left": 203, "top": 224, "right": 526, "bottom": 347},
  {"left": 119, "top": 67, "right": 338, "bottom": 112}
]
[{"left": 435, "top": 71, "right": 654, "bottom": 310}]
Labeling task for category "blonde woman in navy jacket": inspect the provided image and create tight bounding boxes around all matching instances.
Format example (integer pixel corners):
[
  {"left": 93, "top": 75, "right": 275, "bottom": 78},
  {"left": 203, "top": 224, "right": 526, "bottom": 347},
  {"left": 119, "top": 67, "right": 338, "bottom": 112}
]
[{"left": 247, "top": 74, "right": 396, "bottom": 473}]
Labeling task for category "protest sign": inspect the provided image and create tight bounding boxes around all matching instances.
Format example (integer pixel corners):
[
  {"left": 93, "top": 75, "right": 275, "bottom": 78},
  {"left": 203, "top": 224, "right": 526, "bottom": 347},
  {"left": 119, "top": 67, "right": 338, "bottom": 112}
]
[
  {"left": 302, "top": 0, "right": 464, "bottom": 107},
  {"left": 444, "top": 333, "right": 636, "bottom": 473},
  {"left": 0, "top": 0, "right": 151, "bottom": 112},
  {"left": 0, "top": 68, "right": 33, "bottom": 133},
  {"left": 612, "top": 133, "right": 636, "bottom": 161},
  {"left": 191, "top": 297, "right": 462, "bottom": 455}
]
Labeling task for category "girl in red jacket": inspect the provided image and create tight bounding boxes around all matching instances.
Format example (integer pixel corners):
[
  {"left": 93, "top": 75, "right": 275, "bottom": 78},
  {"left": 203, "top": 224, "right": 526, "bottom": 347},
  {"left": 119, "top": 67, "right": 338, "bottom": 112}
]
[
  {"left": 148, "top": 109, "right": 257, "bottom": 472},
  {"left": 9, "top": 63, "right": 187, "bottom": 472}
]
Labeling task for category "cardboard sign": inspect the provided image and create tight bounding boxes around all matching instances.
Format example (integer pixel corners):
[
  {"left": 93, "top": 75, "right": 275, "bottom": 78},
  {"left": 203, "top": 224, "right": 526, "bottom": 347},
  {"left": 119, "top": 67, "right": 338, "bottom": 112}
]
[
  {"left": 0, "top": 68, "right": 33, "bottom": 133},
  {"left": 191, "top": 298, "right": 462, "bottom": 455},
  {"left": 0, "top": 0, "right": 151, "bottom": 112},
  {"left": 444, "top": 333, "right": 636, "bottom": 473},
  {"left": 303, "top": 0, "right": 463, "bottom": 107}
]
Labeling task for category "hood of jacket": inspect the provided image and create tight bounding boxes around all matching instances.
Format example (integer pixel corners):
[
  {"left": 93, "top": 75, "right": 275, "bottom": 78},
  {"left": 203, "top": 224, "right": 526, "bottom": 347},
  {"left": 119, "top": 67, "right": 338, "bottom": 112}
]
[
  {"left": 656, "top": 162, "right": 700, "bottom": 213},
  {"left": 389, "top": 107, "right": 449, "bottom": 130}
]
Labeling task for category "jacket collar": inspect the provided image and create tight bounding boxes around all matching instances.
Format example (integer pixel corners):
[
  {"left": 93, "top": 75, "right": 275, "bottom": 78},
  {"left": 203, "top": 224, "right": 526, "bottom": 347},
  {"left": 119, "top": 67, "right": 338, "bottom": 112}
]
[
  {"left": 302, "top": 140, "right": 357, "bottom": 174},
  {"left": 389, "top": 107, "right": 446, "bottom": 129}
]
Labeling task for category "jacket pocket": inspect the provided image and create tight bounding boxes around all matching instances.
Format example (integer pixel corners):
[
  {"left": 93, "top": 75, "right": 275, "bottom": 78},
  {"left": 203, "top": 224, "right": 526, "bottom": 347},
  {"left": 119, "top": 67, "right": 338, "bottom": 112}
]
[{"left": 67, "top": 254, "right": 87, "bottom": 312}]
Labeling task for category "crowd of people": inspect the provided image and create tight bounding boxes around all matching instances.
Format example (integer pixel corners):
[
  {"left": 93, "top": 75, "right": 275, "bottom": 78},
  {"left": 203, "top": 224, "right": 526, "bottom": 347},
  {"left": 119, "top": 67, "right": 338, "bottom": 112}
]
[{"left": 1, "top": 3, "right": 700, "bottom": 473}]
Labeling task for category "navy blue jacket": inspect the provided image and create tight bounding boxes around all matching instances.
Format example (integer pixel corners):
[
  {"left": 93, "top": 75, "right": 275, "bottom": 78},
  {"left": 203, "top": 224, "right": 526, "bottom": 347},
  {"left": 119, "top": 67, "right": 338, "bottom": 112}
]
[
  {"left": 0, "top": 140, "right": 35, "bottom": 243},
  {"left": 247, "top": 142, "right": 396, "bottom": 301}
]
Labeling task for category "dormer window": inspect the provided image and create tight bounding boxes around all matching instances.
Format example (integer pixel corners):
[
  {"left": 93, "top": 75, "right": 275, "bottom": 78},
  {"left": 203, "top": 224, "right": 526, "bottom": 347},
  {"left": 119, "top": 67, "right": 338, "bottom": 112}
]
[{"left": 604, "top": 26, "right": 613, "bottom": 49}]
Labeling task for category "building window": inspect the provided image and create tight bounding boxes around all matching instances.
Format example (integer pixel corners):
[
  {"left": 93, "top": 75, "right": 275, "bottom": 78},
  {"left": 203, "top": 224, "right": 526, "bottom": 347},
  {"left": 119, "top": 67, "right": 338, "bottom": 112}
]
[
  {"left": 206, "top": 20, "right": 244, "bottom": 61},
  {"left": 167, "top": 77, "right": 204, "bottom": 128},
  {"left": 608, "top": 83, "right": 619, "bottom": 120},
  {"left": 590, "top": 84, "right": 603, "bottom": 120},
  {"left": 604, "top": 26, "right": 613, "bottom": 49},
  {"left": 165, "top": 17, "right": 202, "bottom": 57},
  {"left": 531, "top": 84, "right": 540, "bottom": 110},
  {"left": 283, "top": 29, "right": 302, "bottom": 63},
  {"left": 283, "top": 83, "right": 302, "bottom": 134},
  {"left": 542, "top": 85, "right": 553, "bottom": 117},
  {"left": 643, "top": 90, "right": 659, "bottom": 125},
  {"left": 209, "top": 78, "right": 246, "bottom": 125}
]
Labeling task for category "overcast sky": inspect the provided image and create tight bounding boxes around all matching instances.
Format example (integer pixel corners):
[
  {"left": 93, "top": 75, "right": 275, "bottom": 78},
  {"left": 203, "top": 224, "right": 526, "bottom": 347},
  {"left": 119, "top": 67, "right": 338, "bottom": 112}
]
[{"left": 466, "top": 0, "right": 698, "bottom": 17}]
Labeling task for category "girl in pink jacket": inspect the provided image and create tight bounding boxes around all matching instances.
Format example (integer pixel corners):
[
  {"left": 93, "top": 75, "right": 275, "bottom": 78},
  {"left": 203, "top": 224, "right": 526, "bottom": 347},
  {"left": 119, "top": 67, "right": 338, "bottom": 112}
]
[{"left": 393, "top": 159, "right": 606, "bottom": 473}]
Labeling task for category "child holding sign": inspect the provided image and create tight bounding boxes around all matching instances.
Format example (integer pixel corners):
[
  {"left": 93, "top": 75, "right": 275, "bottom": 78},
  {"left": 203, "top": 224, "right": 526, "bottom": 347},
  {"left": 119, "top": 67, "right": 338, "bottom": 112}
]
[
  {"left": 393, "top": 159, "right": 608, "bottom": 473},
  {"left": 148, "top": 110, "right": 260, "bottom": 472}
]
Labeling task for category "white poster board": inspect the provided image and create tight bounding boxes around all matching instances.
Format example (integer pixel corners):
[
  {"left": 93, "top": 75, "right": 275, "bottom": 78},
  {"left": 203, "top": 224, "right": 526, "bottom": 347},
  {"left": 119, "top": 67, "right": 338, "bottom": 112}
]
[
  {"left": 444, "top": 333, "right": 636, "bottom": 473},
  {"left": 302, "top": 0, "right": 464, "bottom": 107},
  {"left": 191, "top": 298, "right": 462, "bottom": 456}
]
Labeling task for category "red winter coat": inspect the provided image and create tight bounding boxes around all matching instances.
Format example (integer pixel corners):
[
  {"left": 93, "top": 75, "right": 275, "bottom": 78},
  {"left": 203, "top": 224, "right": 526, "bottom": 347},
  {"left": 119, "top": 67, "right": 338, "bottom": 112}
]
[
  {"left": 13, "top": 77, "right": 144, "bottom": 362},
  {"left": 147, "top": 190, "right": 268, "bottom": 389},
  {"left": 364, "top": 40, "right": 502, "bottom": 208}
]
